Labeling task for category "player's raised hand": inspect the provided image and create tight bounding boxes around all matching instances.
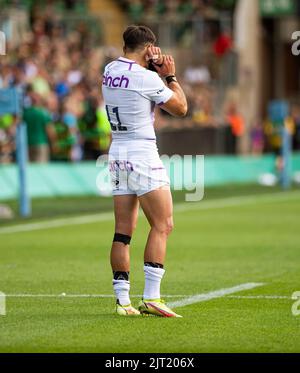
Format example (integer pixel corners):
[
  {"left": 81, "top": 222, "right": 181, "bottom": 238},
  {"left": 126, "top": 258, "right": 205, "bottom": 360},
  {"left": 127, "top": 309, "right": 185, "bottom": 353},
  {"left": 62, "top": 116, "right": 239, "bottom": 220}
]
[
  {"left": 146, "top": 45, "right": 163, "bottom": 65},
  {"left": 155, "top": 55, "right": 176, "bottom": 78}
]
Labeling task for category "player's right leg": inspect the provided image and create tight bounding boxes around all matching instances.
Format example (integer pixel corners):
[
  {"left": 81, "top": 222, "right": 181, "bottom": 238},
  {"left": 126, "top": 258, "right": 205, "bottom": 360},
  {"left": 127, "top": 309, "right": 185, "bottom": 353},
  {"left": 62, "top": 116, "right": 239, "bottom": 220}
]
[
  {"left": 137, "top": 186, "right": 182, "bottom": 318},
  {"left": 111, "top": 194, "right": 140, "bottom": 315}
]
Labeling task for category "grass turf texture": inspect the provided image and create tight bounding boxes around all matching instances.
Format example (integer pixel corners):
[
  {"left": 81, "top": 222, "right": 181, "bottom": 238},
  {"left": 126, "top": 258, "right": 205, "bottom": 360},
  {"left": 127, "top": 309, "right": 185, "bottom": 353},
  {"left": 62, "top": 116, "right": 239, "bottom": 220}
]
[
  {"left": 0, "top": 184, "right": 300, "bottom": 352},
  {"left": 0, "top": 184, "right": 295, "bottom": 225}
]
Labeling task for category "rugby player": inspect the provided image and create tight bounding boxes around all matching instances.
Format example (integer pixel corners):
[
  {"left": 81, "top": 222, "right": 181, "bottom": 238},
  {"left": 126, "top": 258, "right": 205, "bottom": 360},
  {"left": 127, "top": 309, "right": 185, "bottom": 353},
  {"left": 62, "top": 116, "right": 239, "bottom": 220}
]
[{"left": 102, "top": 25, "right": 187, "bottom": 317}]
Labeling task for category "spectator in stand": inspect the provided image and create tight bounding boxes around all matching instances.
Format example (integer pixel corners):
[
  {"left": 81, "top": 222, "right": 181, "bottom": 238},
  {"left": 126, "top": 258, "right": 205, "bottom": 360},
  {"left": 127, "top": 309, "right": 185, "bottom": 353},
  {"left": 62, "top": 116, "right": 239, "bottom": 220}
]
[
  {"left": 0, "top": 114, "right": 17, "bottom": 164},
  {"left": 225, "top": 101, "right": 245, "bottom": 154},
  {"left": 251, "top": 123, "right": 264, "bottom": 155},
  {"left": 192, "top": 91, "right": 216, "bottom": 127},
  {"left": 23, "top": 87, "right": 57, "bottom": 163},
  {"left": 291, "top": 104, "right": 300, "bottom": 151},
  {"left": 97, "top": 94, "right": 112, "bottom": 155},
  {"left": 80, "top": 85, "right": 102, "bottom": 160},
  {"left": 62, "top": 88, "right": 84, "bottom": 162}
]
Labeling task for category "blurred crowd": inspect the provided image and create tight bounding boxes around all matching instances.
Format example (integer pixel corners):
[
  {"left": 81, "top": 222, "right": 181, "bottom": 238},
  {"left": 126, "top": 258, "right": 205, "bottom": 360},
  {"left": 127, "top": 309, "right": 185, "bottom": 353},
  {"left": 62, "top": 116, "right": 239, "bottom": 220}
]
[
  {"left": 0, "top": 1, "right": 111, "bottom": 163},
  {"left": 121, "top": 0, "right": 219, "bottom": 23},
  {"left": 1, "top": 0, "right": 300, "bottom": 164}
]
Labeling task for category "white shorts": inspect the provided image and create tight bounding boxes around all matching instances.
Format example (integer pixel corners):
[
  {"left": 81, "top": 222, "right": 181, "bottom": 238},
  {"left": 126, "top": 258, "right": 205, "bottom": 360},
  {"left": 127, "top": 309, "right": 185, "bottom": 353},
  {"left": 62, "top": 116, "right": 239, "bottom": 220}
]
[{"left": 108, "top": 140, "right": 170, "bottom": 197}]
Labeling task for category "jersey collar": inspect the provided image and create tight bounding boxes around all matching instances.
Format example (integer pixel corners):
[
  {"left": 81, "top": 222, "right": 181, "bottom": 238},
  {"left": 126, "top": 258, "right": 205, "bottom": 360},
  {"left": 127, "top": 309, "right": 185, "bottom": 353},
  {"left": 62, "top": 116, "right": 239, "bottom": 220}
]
[{"left": 117, "top": 57, "right": 137, "bottom": 64}]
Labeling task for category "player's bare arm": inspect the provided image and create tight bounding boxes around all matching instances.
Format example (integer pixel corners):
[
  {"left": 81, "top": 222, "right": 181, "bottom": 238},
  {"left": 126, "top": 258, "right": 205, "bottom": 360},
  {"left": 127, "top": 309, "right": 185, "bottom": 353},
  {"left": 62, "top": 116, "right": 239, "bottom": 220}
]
[{"left": 153, "top": 55, "right": 188, "bottom": 117}]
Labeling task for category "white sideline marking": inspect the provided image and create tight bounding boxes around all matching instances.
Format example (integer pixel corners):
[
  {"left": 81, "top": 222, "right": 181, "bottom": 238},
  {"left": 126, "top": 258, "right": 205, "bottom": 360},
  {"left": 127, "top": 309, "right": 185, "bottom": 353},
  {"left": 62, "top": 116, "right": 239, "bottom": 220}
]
[
  {"left": 5, "top": 293, "right": 290, "bottom": 300},
  {"left": 1, "top": 190, "right": 299, "bottom": 235},
  {"left": 174, "top": 190, "right": 300, "bottom": 213},
  {"left": 0, "top": 212, "right": 113, "bottom": 234},
  {"left": 167, "top": 282, "right": 265, "bottom": 308},
  {"left": 5, "top": 294, "right": 184, "bottom": 298},
  {"left": 5, "top": 283, "right": 265, "bottom": 304},
  {"left": 225, "top": 295, "right": 290, "bottom": 300}
]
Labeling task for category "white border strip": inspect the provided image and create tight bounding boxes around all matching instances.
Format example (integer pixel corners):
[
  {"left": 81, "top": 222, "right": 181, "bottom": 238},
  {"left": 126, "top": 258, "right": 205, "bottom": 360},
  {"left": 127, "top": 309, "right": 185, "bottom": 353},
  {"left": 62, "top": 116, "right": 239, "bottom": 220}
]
[
  {"left": 167, "top": 282, "right": 265, "bottom": 308},
  {"left": 1, "top": 190, "right": 299, "bottom": 235}
]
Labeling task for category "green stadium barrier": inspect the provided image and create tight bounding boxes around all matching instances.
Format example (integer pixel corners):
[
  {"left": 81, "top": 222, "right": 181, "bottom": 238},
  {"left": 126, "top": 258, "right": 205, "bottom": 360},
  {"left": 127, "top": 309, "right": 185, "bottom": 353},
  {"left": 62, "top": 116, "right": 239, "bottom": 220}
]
[
  {"left": 0, "top": 153, "right": 300, "bottom": 200},
  {"left": 203, "top": 154, "right": 275, "bottom": 186}
]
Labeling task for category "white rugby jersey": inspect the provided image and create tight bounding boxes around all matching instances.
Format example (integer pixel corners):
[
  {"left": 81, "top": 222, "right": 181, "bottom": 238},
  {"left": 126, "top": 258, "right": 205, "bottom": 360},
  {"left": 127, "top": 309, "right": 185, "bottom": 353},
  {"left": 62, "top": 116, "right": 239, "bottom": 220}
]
[{"left": 102, "top": 57, "right": 173, "bottom": 141}]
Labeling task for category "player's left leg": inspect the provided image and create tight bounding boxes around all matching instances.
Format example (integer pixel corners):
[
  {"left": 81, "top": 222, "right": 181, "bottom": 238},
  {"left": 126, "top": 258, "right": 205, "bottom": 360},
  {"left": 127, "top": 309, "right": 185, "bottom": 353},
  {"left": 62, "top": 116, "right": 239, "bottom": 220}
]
[{"left": 111, "top": 194, "right": 140, "bottom": 315}]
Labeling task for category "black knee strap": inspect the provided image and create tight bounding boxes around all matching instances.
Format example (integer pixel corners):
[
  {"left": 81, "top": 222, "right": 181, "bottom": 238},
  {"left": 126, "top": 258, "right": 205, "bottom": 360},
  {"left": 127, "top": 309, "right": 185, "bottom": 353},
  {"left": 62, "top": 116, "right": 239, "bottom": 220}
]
[
  {"left": 113, "top": 271, "right": 129, "bottom": 281},
  {"left": 113, "top": 233, "right": 131, "bottom": 245}
]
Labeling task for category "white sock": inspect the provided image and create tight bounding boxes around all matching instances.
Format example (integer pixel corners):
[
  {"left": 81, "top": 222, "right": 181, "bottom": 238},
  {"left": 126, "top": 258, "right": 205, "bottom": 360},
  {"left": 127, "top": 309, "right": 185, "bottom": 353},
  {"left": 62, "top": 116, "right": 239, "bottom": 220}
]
[
  {"left": 143, "top": 265, "right": 165, "bottom": 300},
  {"left": 113, "top": 279, "right": 130, "bottom": 306}
]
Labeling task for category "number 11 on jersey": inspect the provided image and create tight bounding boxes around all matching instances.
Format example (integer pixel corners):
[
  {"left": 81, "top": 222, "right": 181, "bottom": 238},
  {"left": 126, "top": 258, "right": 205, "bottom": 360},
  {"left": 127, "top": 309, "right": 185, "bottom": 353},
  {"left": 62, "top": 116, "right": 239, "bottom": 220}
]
[{"left": 105, "top": 105, "right": 127, "bottom": 131}]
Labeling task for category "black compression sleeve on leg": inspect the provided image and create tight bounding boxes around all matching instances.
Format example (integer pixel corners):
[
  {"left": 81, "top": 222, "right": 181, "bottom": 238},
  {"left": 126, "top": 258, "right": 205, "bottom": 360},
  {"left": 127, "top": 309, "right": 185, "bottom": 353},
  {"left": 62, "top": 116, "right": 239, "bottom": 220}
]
[{"left": 113, "top": 233, "right": 131, "bottom": 245}]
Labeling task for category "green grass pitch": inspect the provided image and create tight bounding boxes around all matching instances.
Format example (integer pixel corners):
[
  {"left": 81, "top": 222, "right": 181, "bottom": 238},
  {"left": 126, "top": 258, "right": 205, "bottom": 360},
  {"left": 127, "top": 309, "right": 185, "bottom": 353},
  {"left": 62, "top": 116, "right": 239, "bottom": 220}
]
[{"left": 0, "top": 185, "right": 300, "bottom": 352}]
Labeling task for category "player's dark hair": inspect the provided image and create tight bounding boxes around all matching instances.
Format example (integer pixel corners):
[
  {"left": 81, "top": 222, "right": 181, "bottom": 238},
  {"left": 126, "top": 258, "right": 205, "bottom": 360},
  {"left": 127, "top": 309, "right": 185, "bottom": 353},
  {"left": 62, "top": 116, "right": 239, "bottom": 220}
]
[{"left": 123, "top": 25, "right": 156, "bottom": 52}]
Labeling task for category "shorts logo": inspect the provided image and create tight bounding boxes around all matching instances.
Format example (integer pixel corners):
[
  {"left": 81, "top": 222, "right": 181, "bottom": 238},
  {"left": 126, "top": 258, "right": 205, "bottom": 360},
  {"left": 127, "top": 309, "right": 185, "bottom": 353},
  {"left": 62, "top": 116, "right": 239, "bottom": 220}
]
[
  {"left": 109, "top": 160, "right": 134, "bottom": 172},
  {"left": 96, "top": 152, "right": 205, "bottom": 202},
  {"left": 103, "top": 72, "right": 129, "bottom": 88}
]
